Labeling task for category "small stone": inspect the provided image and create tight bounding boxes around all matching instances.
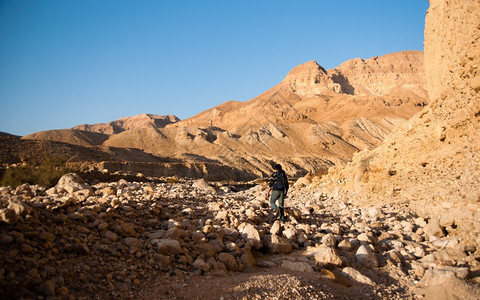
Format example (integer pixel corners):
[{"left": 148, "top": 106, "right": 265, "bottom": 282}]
[
  {"left": 124, "top": 237, "right": 142, "bottom": 249},
  {"left": 470, "top": 76, "right": 480, "bottom": 92},
  {"left": 321, "top": 233, "right": 337, "bottom": 247},
  {"left": 341, "top": 267, "right": 375, "bottom": 285},
  {"left": 152, "top": 239, "right": 183, "bottom": 255},
  {"left": 270, "top": 221, "right": 282, "bottom": 235},
  {"left": 38, "top": 279, "right": 56, "bottom": 297},
  {"left": 423, "top": 219, "right": 444, "bottom": 237},
  {"left": 103, "top": 230, "right": 118, "bottom": 241},
  {"left": 338, "top": 239, "right": 353, "bottom": 251},
  {"left": 238, "top": 223, "right": 262, "bottom": 250},
  {"left": 281, "top": 261, "right": 313, "bottom": 272},
  {"left": 355, "top": 245, "right": 378, "bottom": 268},
  {"left": 116, "top": 223, "right": 137, "bottom": 237},
  {"left": 193, "top": 258, "right": 211, "bottom": 272},
  {"left": 194, "top": 242, "right": 217, "bottom": 258},
  {"left": 0, "top": 208, "right": 17, "bottom": 224},
  {"left": 240, "top": 251, "right": 255, "bottom": 271},
  {"left": 38, "top": 232, "right": 55, "bottom": 242},
  {"left": 0, "top": 233, "right": 14, "bottom": 244},
  {"left": 98, "top": 222, "right": 108, "bottom": 230}
]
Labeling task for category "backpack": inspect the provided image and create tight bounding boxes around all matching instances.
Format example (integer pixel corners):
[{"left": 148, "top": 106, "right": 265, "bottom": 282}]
[{"left": 270, "top": 170, "right": 286, "bottom": 190}]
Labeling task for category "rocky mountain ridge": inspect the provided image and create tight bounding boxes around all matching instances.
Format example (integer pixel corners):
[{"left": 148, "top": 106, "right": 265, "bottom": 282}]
[
  {"left": 73, "top": 114, "right": 179, "bottom": 134},
  {"left": 18, "top": 51, "right": 428, "bottom": 179}
]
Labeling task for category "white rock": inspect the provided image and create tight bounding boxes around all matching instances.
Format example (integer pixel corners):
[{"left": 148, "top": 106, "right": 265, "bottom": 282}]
[
  {"left": 238, "top": 223, "right": 262, "bottom": 250},
  {"left": 321, "top": 233, "right": 336, "bottom": 247},
  {"left": 281, "top": 261, "right": 313, "bottom": 272},
  {"left": 355, "top": 245, "right": 378, "bottom": 268},
  {"left": 312, "top": 246, "right": 343, "bottom": 266},
  {"left": 341, "top": 267, "right": 375, "bottom": 285},
  {"left": 270, "top": 221, "right": 282, "bottom": 235}
]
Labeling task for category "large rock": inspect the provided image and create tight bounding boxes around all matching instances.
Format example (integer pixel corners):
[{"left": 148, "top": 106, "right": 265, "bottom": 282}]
[
  {"left": 151, "top": 239, "right": 183, "bottom": 255},
  {"left": 262, "top": 235, "right": 293, "bottom": 254},
  {"left": 355, "top": 245, "right": 378, "bottom": 269},
  {"left": 281, "top": 261, "right": 313, "bottom": 273},
  {"left": 55, "top": 173, "right": 92, "bottom": 194},
  {"left": 341, "top": 267, "right": 375, "bottom": 286},
  {"left": 312, "top": 246, "right": 343, "bottom": 266},
  {"left": 238, "top": 223, "right": 262, "bottom": 250},
  {"left": 218, "top": 253, "right": 239, "bottom": 271}
]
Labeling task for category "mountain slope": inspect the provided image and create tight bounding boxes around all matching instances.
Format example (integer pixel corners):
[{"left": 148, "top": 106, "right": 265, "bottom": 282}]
[
  {"left": 21, "top": 51, "right": 428, "bottom": 178},
  {"left": 73, "top": 113, "right": 179, "bottom": 134},
  {"left": 23, "top": 129, "right": 109, "bottom": 147}
]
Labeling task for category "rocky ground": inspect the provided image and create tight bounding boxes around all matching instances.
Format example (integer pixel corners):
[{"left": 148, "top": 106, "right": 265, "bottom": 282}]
[{"left": 1, "top": 173, "right": 479, "bottom": 299}]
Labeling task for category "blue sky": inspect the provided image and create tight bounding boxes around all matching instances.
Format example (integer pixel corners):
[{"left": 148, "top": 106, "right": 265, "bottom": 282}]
[{"left": 0, "top": 0, "right": 429, "bottom": 136}]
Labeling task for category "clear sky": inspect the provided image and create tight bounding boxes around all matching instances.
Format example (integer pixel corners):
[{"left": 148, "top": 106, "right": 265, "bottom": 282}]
[{"left": 0, "top": 0, "right": 429, "bottom": 136}]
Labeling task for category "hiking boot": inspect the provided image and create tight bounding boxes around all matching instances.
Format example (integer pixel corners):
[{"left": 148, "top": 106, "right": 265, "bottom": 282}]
[{"left": 274, "top": 208, "right": 280, "bottom": 217}]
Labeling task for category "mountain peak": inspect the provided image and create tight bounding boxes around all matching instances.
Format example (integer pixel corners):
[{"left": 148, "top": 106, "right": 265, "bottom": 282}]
[
  {"left": 282, "top": 60, "right": 342, "bottom": 97},
  {"left": 283, "top": 60, "right": 327, "bottom": 79}
]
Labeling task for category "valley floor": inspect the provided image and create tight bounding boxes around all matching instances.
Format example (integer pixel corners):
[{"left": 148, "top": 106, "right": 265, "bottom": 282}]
[{"left": 1, "top": 174, "right": 479, "bottom": 299}]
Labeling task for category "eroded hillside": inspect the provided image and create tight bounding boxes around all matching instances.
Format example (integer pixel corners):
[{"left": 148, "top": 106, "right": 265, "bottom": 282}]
[
  {"left": 20, "top": 51, "right": 428, "bottom": 179},
  {"left": 318, "top": 0, "right": 480, "bottom": 247}
]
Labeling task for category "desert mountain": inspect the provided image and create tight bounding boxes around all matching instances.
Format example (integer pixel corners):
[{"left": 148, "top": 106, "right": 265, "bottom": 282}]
[
  {"left": 73, "top": 113, "right": 179, "bottom": 134},
  {"left": 20, "top": 51, "right": 428, "bottom": 178},
  {"left": 23, "top": 129, "right": 109, "bottom": 147},
  {"left": 319, "top": 0, "right": 480, "bottom": 244}
]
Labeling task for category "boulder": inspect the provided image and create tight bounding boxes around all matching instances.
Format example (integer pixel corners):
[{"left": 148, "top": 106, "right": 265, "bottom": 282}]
[
  {"left": 218, "top": 253, "right": 239, "bottom": 271},
  {"left": 193, "top": 258, "right": 211, "bottom": 272},
  {"left": 151, "top": 239, "right": 183, "bottom": 255},
  {"left": 238, "top": 223, "right": 262, "bottom": 250},
  {"left": 355, "top": 245, "right": 378, "bottom": 268},
  {"left": 194, "top": 242, "right": 217, "bottom": 258},
  {"left": 281, "top": 261, "right": 313, "bottom": 272},
  {"left": 262, "top": 235, "right": 292, "bottom": 254},
  {"left": 312, "top": 246, "right": 343, "bottom": 266},
  {"left": 423, "top": 218, "right": 445, "bottom": 237},
  {"left": 341, "top": 267, "right": 375, "bottom": 285},
  {"left": 55, "top": 173, "right": 92, "bottom": 194}
]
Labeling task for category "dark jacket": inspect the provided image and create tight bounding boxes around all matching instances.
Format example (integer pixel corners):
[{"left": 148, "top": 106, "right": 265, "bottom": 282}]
[{"left": 269, "top": 170, "right": 289, "bottom": 193}]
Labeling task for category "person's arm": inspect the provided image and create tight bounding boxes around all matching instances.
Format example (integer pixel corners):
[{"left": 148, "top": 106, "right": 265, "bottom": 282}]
[{"left": 266, "top": 186, "right": 271, "bottom": 200}]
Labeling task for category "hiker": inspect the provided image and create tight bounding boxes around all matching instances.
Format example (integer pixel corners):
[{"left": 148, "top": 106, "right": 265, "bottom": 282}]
[{"left": 266, "top": 164, "right": 289, "bottom": 221}]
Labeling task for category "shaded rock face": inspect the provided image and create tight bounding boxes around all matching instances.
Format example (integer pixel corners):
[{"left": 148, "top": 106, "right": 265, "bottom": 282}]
[
  {"left": 319, "top": 0, "right": 480, "bottom": 246},
  {"left": 329, "top": 51, "right": 427, "bottom": 100}
]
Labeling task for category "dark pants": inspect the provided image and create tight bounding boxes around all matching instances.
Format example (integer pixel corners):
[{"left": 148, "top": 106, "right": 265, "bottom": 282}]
[{"left": 270, "top": 189, "right": 285, "bottom": 220}]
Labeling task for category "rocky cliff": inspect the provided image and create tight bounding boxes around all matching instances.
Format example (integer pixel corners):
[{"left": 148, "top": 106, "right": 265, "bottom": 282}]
[
  {"left": 320, "top": 0, "right": 480, "bottom": 246},
  {"left": 73, "top": 114, "right": 179, "bottom": 134}
]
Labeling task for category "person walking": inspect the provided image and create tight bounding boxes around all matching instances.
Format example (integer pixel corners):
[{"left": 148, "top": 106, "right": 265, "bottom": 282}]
[{"left": 266, "top": 164, "right": 289, "bottom": 221}]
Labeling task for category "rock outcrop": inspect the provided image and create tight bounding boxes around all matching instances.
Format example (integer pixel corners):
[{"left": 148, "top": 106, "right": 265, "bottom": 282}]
[
  {"left": 319, "top": 0, "right": 480, "bottom": 250},
  {"left": 73, "top": 114, "right": 179, "bottom": 134}
]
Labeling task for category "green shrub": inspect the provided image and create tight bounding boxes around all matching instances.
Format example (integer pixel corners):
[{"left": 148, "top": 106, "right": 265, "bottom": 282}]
[{"left": 0, "top": 157, "right": 77, "bottom": 188}]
